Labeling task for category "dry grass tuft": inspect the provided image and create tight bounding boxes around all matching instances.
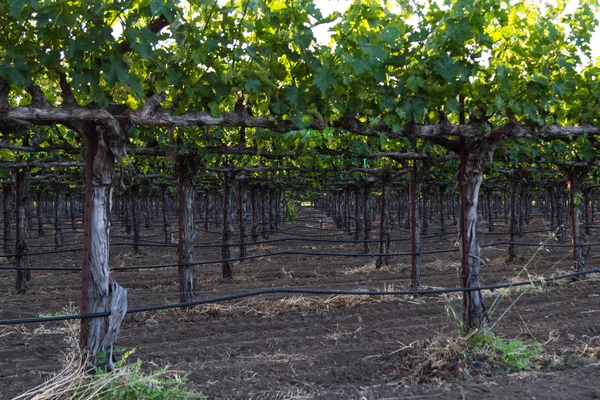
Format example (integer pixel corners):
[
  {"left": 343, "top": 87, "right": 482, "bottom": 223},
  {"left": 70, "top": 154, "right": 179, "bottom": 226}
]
[
  {"left": 423, "top": 259, "right": 461, "bottom": 270},
  {"left": 1, "top": 304, "right": 79, "bottom": 343},
  {"left": 13, "top": 307, "right": 201, "bottom": 400},
  {"left": 408, "top": 335, "right": 464, "bottom": 382},
  {"left": 567, "top": 335, "right": 600, "bottom": 365},
  {"left": 343, "top": 261, "right": 409, "bottom": 275},
  {"left": 261, "top": 284, "right": 419, "bottom": 315},
  {"left": 168, "top": 284, "right": 420, "bottom": 320},
  {"left": 324, "top": 323, "right": 363, "bottom": 345},
  {"left": 399, "top": 330, "right": 545, "bottom": 384}
]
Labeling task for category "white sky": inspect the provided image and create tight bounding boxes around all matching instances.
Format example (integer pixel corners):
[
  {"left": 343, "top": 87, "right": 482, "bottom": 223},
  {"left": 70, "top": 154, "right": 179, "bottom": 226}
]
[{"left": 313, "top": 0, "right": 600, "bottom": 62}]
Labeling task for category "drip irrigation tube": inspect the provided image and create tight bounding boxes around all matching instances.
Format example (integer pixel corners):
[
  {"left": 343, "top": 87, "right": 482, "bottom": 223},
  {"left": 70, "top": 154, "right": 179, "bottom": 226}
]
[
  {"left": 1, "top": 268, "right": 598, "bottom": 326},
  {"left": 2, "top": 241, "right": 600, "bottom": 272}
]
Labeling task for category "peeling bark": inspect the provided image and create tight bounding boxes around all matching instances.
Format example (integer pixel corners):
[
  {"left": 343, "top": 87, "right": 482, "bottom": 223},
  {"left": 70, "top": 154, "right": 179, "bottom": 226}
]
[
  {"left": 221, "top": 172, "right": 235, "bottom": 280},
  {"left": 177, "top": 156, "right": 197, "bottom": 302},
  {"left": 458, "top": 136, "right": 495, "bottom": 331},
  {"left": 410, "top": 162, "right": 422, "bottom": 289},
  {"left": 560, "top": 166, "right": 588, "bottom": 275},
  {"left": 15, "top": 169, "right": 30, "bottom": 293},
  {"left": 83, "top": 129, "right": 127, "bottom": 367}
]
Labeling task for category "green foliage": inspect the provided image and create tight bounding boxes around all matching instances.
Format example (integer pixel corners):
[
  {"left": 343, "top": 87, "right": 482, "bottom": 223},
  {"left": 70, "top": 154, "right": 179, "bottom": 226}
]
[
  {"left": 39, "top": 311, "right": 70, "bottom": 318},
  {"left": 78, "top": 349, "right": 201, "bottom": 400},
  {"left": 84, "top": 349, "right": 203, "bottom": 400},
  {"left": 444, "top": 295, "right": 543, "bottom": 373},
  {"left": 467, "top": 333, "right": 543, "bottom": 372},
  {"left": 158, "top": 299, "right": 175, "bottom": 314},
  {"left": 3, "top": 0, "right": 598, "bottom": 126},
  {"left": 1, "top": 0, "right": 599, "bottom": 191},
  {"left": 283, "top": 198, "right": 300, "bottom": 221}
]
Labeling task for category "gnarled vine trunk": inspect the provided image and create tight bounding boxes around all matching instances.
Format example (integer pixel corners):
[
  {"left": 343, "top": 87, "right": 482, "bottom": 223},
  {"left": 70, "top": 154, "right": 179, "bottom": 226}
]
[
  {"left": 560, "top": 165, "right": 588, "bottom": 275},
  {"left": 15, "top": 168, "right": 30, "bottom": 293},
  {"left": 410, "top": 161, "right": 422, "bottom": 289},
  {"left": 221, "top": 171, "right": 235, "bottom": 280},
  {"left": 177, "top": 156, "right": 197, "bottom": 301},
  {"left": 81, "top": 128, "right": 127, "bottom": 369},
  {"left": 459, "top": 136, "right": 496, "bottom": 331}
]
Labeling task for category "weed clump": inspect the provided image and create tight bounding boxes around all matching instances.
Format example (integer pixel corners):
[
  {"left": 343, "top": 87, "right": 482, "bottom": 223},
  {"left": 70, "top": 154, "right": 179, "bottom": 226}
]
[
  {"left": 401, "top": 294, "right": 544, "bottom": 383},
  {"left": 403, "top": 331, "right": 543, "bottom": 383},
  {"left": 13, "top": 312, "right": 203, "bottom": 400}
]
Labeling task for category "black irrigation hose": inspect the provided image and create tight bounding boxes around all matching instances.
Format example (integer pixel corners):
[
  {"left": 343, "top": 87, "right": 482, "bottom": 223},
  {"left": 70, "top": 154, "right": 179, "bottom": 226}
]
[
  {"left": 109, "top": 233, "right": 450, "bottom": 249},
  {"left": 480, "top": 228, "right": 557, "bottom": 236},
  {"left": 1, "top": 227, "right": 577, "bottom": 257},
  {"left": 0, "top": 266, "right": 81, "bottom": 271},
  {"left": 1, "top": 268, "right": 599, "bottom": 326},
  {"left": 3, "top": 241, "right": 600, "bottom": 272},
  {"left": 26, "top": 243, "right": 82, "bottom": 248},
  {"left": 1, "top": 249, "right": 458, "bottom": 271},
  {"left": 2, "top": 248, "right": 85, "bottom": 257},
  {"left": 112, "top": 242, "right": 176, "bottom": 248},
  {"left": 480, "top": 241, "right": 600, "bottom": 248},
  {"left": 274, "top": 230, "right": 350, "bottom": 238},
  {"left": 95, "top": 226, "right": 567, "bottom": 248},
  {"left": 111, "top": 233, "right": 166, "bottom": 240}
]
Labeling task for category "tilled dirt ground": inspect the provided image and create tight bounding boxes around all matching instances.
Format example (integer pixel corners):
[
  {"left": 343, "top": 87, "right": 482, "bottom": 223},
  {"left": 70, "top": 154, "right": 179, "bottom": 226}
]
[{"left": 1, "top": 208, "right": 600, "bottom": 399}]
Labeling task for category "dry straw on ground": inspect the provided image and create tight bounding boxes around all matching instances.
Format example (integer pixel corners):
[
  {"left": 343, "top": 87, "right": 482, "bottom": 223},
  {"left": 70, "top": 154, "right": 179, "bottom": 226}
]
[{"left": 10, "top": 306, "right": 199, "bottom": 400}]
